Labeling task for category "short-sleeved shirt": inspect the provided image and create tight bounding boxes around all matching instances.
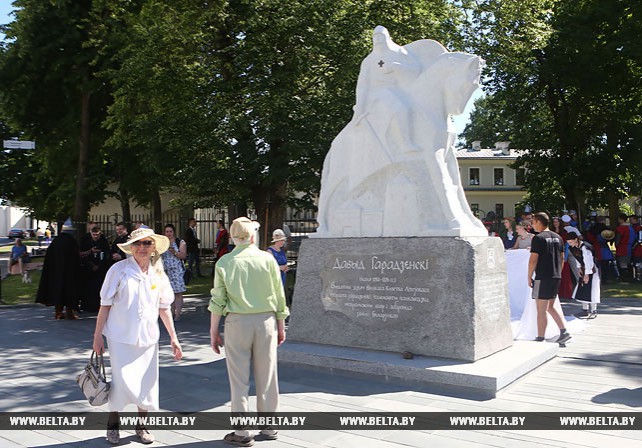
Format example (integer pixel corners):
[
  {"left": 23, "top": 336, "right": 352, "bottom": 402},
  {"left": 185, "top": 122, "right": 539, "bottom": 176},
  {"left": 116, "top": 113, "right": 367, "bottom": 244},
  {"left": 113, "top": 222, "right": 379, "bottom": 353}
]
[
  {"left": 530, "top": 230, "right": 563, "bottom": 279},
  {"left": 11, "top": 244, "right": 27, "bottom": 260}
]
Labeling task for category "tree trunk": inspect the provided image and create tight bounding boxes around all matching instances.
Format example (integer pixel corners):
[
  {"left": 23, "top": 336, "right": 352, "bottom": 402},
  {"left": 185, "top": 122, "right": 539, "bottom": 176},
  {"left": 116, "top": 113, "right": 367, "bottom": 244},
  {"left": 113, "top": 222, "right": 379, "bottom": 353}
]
[
  {"left": 574, "top": 188, "right": 586, "bottom": 231},
  {"left": 561, "top": 184, "right": 576, "bottom": 215},
  {"left": 252, "top": 183, "right": 286, "bottom": 249},
  {"left": 73, "top": 92, "right": 91, "bottom": 240},
  {"left": 607, "top": 188, "right": 620, "bottom": 228},
  {"left": 605, "top": 127, "right": 621, "bottom": 228},
  {"left": 152, "top": 189, "right": 163, "bottom": 234},
  {"left": 118, "top": 183, "right": 131, "bottom": 225}
]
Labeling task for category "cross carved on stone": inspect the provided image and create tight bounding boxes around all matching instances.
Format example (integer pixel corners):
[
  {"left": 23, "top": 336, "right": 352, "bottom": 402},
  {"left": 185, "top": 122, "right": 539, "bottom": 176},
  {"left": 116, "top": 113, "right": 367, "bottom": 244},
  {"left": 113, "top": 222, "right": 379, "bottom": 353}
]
[{"left": 378, "top": 60, "right": 385, "bottom": 67}]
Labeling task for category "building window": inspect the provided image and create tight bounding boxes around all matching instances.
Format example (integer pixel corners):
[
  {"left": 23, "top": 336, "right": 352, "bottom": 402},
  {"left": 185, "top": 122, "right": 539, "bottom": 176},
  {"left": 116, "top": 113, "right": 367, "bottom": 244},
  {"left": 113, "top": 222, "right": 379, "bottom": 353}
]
[
  {"left": 494, "top": 168, "right": 504, "bottom": 186},
  {"left": 495, "top": 204, "right": 504, "bottom": 220},
  {"left": 469, "top": 168, "right": 480, "bottom": 185},
  {"left": 516, "top": 168, "right": 526, "bottom": 186}
]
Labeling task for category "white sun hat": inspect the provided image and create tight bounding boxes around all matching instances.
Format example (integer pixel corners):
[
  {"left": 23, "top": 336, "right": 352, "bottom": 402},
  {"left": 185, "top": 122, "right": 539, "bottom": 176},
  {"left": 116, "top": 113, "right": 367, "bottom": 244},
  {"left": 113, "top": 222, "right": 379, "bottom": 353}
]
[
  {"left": 117, "top": 227, "right": 170, "bottom": 255},
  {"left": 271, "top": 229, "right": 287, "bottom": 242}
]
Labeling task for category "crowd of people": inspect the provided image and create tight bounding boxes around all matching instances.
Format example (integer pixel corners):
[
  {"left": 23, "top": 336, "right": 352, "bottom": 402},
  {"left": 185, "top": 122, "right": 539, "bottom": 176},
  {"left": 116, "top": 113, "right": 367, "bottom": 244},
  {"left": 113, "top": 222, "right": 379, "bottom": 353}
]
[
  {"left": 19, "top": 209, "right": 637, "bottom": 444},
  {"left": 490, "top": 210, "right": 642, "bottom": 323}
]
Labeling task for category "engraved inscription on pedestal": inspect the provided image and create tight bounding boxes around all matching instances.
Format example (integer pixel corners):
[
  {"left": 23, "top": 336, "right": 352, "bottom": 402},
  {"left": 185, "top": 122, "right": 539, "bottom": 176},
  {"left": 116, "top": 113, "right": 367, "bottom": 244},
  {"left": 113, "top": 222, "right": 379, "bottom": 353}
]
[
  {"left": 289, "top": 237, "right": 513, "bottom": 362},
  {"left": 322, "top": 254, "right": 431, "bottom": 325}
]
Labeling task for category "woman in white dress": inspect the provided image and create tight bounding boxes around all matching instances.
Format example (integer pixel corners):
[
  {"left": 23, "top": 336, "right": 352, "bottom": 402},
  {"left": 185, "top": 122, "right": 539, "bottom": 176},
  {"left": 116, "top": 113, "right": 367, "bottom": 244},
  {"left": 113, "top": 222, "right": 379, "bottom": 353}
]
[{"left": 93, "top": 227, "right": 183, "bottom": 445}]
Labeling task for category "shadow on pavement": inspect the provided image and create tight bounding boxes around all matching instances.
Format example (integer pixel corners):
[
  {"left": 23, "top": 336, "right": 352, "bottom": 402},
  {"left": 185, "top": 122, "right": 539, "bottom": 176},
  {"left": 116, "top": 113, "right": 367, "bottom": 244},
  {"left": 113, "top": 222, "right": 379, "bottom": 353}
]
[{"left": 592, "top": 386, "right": 642, "bottom": 408}]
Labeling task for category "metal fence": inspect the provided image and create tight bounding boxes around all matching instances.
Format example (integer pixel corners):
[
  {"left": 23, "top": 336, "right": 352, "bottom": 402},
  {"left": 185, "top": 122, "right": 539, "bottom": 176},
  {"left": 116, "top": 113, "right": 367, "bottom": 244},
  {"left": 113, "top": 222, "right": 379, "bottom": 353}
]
[
  {"left": 90, "top": 206, "right": 319, "bottom": 263},
  {"left": 90, "top": 209, "right": 227, "bottom": 255},
  {"left": 283, "top": 207, "right": 317, "bottom": 264}
]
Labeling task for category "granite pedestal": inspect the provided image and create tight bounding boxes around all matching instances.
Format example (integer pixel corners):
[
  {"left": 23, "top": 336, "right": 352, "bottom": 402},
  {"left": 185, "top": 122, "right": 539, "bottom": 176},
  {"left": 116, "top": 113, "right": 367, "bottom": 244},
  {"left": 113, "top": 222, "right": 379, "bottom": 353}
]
[
  {"left": 278, "top": 340, "right": 558, "bottom": 398},
  {"left": 287, "top": 237, "right": 513, "bottom": 362}
]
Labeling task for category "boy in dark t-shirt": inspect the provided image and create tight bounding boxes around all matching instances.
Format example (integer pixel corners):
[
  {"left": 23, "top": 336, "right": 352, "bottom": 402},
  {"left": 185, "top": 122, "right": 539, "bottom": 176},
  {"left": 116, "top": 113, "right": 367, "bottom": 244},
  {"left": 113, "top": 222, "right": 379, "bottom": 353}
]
[{"left": 528, "top": 212, "right": 571, "bottom": 345}]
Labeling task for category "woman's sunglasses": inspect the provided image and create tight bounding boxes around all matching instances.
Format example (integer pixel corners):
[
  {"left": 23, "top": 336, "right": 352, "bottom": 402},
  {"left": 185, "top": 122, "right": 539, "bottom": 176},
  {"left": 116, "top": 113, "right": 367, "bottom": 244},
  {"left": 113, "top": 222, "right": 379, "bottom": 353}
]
[{"left": 132, "top": 240, "right": 155, "bottom": 247}]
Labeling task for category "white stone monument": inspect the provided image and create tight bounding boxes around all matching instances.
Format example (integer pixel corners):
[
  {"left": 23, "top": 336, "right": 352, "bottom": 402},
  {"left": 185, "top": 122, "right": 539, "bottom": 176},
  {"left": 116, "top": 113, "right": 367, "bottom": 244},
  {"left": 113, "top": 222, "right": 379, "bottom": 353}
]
[
  {"left": 287, "top": 27, "right": 513, "bottom": 364},
  {"left": 314, "top": 25, "right": 487, "bottom": 238}
]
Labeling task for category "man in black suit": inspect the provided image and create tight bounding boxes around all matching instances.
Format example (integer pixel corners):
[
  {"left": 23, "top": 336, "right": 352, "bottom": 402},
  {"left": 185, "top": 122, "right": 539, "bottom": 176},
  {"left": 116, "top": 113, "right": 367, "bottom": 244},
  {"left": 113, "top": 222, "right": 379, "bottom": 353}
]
[{"left": 184, "top": 218, "right": 203, "bottom": 277}]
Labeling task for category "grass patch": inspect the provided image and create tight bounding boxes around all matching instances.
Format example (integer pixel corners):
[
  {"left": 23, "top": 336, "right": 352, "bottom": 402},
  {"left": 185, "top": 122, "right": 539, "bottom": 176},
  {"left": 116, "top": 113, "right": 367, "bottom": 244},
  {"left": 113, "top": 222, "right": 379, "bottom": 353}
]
[
  {"left": 0, "top": 270, "right": 41, "bottom": 305},
  {"left": 184, "top": 267, "right": 213, "bottom": 297},
  {"left": 602, "top": 280, "right": 642, "bottom": 299}
]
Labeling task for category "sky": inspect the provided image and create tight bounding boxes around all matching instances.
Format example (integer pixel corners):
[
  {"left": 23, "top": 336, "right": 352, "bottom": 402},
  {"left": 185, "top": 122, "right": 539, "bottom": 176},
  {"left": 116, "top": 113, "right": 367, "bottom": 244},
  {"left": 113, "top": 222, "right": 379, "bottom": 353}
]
[
  {"left": 0, "top": 1, "right": 12, "bottom": 41},
  {"left": 453, "top": 88, "right": 482, "bottom": 138},
  {"left": 0, "top": 2, "right": 479, "bottom": 138}
]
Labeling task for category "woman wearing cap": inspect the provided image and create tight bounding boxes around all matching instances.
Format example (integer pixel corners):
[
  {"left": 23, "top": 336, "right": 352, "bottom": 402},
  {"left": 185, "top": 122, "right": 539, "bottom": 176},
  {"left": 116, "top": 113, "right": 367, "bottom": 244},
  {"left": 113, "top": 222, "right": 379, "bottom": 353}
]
[
  {"left": 92, "top": 227, "right": 183, "bottom": 445},
  {"left": 561, "top": 214, "right": 579, "bottom": 236},
  {"left": 266, "top": 229, "right": 289, "bottom": 288}
]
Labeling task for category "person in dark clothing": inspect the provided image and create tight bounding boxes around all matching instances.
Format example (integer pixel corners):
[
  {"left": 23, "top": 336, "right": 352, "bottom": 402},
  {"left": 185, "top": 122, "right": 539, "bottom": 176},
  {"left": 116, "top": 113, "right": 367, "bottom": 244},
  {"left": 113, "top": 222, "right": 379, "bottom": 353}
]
[
  {"left": 499, "top": 217, "right": 517, "bottom": 249},
  {"left": 36, "top": 231, "right": 81, "bottom": 319},
  {"left": 528, "top": 212, "right": 571, "bottom": 345},
  {"left": 184, "top": 218, "right": 203, "bottom": 277},
  {"left": 79, "top": 226, "right": 110, "bottom": 312},
  {"left": 110, "top": 222, "right": 129, "bottom": 264},
  {"left": 210, "top": 220, "right": 230, "bottom": 280}
]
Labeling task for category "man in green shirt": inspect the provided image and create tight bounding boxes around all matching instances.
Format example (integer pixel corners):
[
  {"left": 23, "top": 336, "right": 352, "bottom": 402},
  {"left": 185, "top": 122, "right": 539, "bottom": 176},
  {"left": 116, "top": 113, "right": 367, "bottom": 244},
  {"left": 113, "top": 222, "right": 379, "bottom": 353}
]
[{"left": 209, "top": 217, "right": 289, "bottom": 447}]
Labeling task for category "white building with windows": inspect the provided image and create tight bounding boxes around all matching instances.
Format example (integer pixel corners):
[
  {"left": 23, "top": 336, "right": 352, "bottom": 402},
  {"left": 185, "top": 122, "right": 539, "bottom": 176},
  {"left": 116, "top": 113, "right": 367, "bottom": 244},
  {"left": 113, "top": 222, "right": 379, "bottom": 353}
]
[{"left": 455, "top": 141, "right": 527, "bottom": 220}]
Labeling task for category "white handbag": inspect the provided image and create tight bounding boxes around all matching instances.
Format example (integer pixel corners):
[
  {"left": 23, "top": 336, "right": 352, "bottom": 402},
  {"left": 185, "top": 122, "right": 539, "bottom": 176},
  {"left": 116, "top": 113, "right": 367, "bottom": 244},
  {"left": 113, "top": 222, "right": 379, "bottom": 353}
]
[{"left": 76, "top": 351, "right": 110, "bottom": 406}]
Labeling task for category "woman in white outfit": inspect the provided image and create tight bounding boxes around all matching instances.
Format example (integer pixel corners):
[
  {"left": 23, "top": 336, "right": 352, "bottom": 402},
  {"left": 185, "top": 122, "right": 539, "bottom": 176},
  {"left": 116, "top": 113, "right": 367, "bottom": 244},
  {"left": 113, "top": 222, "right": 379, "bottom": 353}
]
[{"left": 93, "top": 227, "right": 183, "bottom": 445}]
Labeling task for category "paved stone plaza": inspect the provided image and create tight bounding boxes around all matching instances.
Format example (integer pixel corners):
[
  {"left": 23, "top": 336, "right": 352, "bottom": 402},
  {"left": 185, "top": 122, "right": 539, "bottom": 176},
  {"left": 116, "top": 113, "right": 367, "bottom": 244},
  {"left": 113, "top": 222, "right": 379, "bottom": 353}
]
[{"left": 1, "top": 295, "right": 642, "bottom": 447}]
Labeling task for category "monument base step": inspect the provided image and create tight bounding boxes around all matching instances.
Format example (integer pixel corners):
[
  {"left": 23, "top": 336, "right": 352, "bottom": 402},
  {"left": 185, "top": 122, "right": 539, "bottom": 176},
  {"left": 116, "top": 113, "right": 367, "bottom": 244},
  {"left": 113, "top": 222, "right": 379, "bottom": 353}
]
[{"left": 278, "top": 340, "right": 558, "bottom": 398}]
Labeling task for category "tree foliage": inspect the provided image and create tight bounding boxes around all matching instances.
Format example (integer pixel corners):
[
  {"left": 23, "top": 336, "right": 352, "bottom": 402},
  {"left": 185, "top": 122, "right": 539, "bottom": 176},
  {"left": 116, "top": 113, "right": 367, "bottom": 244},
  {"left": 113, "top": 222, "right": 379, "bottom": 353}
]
[
  {"left": 17, "top": 0, "right": 638, "bottom": 231},
  {"left": 101, "top": 0, "right": 466, "bottom": 231},
  {"left": 0, "top": 0, "right": 113, "bottom": 227},
  {"left": 462, "top": 0, "right": 642, "bottom": 221}
]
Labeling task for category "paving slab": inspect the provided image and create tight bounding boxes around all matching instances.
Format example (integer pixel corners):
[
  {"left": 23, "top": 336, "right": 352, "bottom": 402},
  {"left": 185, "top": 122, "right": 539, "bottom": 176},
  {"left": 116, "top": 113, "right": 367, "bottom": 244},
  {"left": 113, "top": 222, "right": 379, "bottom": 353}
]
[{"left": 0, "top": 297, "right": 641, "bottom": 447}]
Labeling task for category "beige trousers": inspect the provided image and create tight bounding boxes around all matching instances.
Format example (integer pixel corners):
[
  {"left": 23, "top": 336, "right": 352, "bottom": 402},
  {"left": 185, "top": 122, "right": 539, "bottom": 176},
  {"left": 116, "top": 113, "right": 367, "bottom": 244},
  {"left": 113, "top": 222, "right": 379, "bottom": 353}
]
[{"left": 224, "top": 312, "right": 279, "bottom": 437}]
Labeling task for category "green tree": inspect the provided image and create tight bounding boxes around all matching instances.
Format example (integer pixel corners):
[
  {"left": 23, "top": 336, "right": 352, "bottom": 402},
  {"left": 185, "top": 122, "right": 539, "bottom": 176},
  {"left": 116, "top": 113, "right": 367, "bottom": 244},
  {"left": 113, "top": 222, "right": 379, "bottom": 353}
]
[
  {"left": 96, "top": 0, "right": 207, "bottom": 231},
  {"left": 192, "top": 0, "right": 466, "bottom": 232},
  {"left": 3, "top": 0, "right": 472, "bottom": 233},
  {"left": 0, "top": 0, "right": 113, "bottom": 231},
  {"left": 462, "top": 0, "right": 642, "bottom": 221}
]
